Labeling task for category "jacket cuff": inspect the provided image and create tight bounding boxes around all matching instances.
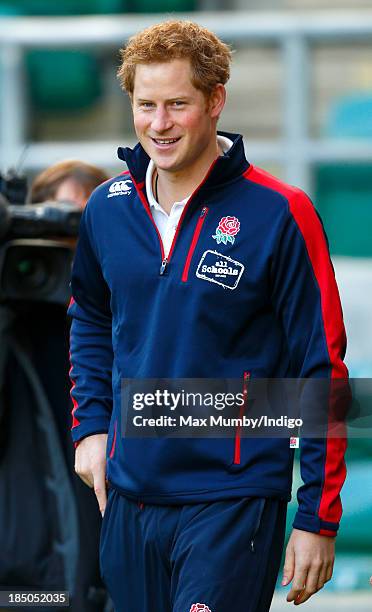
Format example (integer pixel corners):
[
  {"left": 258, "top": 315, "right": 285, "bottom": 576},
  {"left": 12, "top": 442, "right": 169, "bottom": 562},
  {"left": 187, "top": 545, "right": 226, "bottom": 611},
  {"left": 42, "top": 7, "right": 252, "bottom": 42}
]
[
  {"left": 293, "top": 510, "right": 339, "bottom": 536},
  {"left": 71, "top": 417, "right": 111, "bottom": 445}
]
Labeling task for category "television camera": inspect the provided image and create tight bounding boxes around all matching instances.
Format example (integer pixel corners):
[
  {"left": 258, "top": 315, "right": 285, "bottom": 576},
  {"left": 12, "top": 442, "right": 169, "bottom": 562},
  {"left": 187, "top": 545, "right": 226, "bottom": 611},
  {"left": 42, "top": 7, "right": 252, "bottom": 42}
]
[{"left": 0, "top": 171, "right": 81, "bottom": 305}]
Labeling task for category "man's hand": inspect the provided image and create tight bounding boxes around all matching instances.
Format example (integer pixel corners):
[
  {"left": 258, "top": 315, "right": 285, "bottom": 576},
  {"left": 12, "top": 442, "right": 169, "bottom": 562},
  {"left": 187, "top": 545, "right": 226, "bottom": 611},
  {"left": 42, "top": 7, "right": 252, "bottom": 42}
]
[
  {"left": 75, "top": 433, "right": 108, "bottom": 516},
  {"left": 282, "top": 528, "right": 335, "bottom": 605}
]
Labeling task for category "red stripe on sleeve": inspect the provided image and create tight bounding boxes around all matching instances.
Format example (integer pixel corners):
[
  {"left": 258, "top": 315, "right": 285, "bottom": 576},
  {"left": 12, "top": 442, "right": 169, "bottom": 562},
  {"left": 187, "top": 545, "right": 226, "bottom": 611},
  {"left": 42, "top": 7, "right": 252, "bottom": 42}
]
[
  {"left": 68, "top": 299, "right": 80, "bottom": 428},
  {"left": 245, "top": 166, "right": 348, "bottom": 526},
  {"left": 69, "top": 352, "right": 80, "bottom": 429},
  {"left": 109, "top": 420, "right": 117, "bottom": 459}
]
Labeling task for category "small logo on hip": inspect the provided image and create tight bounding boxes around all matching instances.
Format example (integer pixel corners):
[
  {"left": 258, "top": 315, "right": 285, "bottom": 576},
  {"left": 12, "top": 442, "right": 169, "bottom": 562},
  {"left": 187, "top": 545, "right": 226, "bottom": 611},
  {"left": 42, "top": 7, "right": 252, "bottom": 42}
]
[
  {"left": 290, "top": 437, "right": 299, "bottom": 448},
  {"left": 190, "top": 604, "right": 212, "bottom": 612}
]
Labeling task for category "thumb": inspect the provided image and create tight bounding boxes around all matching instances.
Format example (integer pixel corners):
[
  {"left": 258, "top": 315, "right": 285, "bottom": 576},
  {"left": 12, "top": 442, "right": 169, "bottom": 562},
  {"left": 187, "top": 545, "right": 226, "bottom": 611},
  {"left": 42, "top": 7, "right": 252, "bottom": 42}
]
[
  {"left": 93, "top": 468, "right": 108, "bottom": 517},
  {"left": 282, "top": 542, "right": 295, "bottom": 586}
]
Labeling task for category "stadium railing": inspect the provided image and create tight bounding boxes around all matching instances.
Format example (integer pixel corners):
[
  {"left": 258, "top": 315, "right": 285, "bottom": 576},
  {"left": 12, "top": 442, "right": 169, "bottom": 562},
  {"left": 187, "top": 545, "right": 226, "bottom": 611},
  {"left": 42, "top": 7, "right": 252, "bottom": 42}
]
[{"left": 1, "top": 11, "right": 372, "bottom": 195}]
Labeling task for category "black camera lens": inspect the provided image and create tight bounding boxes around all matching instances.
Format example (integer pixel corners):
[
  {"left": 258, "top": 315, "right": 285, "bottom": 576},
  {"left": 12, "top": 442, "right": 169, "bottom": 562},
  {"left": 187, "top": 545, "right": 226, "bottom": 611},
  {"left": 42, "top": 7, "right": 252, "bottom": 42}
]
[
  {"left": 1, "top": 244, "right": 60, "bottom": 300},
  {"left": 14, "top": 256, "right": 50, "bottom": 292}
]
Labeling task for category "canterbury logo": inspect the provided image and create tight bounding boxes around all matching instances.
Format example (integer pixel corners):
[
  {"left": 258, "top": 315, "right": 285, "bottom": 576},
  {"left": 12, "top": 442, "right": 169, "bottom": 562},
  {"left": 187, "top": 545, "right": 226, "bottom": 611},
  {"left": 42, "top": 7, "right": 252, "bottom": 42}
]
[
  {"left": 107, "top": 180, "right": 132, "bottom": 197},
  {"left": 190, "top": 605, "right": 212, "bottom": 612}
]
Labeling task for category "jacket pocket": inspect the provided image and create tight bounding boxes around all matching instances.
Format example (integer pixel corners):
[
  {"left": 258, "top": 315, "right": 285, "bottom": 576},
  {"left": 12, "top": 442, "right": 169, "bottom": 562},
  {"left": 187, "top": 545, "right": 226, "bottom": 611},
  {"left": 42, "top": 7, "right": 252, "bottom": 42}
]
[
  {"left": 232, "top": 371, "right": 251, "bottom": 466},
  {"left": 181, "top": 206, "right": 209, "bottom": 282},
  {"left": 250, "top": 498, "right": 266, "bottom": 553}
]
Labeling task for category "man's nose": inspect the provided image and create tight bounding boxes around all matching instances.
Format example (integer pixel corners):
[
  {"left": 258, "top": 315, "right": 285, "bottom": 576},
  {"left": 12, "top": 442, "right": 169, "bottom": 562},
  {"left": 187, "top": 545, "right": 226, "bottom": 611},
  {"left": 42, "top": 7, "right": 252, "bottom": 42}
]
[{"left": 151, "top": 106, "right": 173, "bottom": 133}]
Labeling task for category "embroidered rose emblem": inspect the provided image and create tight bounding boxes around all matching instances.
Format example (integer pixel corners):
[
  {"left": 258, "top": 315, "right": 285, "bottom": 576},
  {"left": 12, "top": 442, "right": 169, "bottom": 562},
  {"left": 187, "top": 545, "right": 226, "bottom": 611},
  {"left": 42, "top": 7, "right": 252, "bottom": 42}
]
[
  {"left": 190, "top": 604, "right": 212, "bottom": 612},
  {"left": 212, "top": 216, "right": 240, "bottom": 245}
]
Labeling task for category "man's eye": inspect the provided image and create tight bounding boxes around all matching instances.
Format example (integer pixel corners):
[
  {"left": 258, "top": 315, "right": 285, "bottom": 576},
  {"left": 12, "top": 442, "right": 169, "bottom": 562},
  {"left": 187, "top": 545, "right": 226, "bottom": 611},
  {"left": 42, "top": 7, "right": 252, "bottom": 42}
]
[
  {"left": 140, "top": 102, "right": 154, "bottom": 108},
  {"left": 172, "top": 101, "right": 185, "bottom": 107}
]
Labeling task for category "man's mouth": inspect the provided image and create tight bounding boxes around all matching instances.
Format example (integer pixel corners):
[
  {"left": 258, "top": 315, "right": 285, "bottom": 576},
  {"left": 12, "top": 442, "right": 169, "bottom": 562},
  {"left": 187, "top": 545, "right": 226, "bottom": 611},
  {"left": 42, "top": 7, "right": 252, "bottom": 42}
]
[{"left": 151, "top": 137, "right": 181, "bottom": 146}]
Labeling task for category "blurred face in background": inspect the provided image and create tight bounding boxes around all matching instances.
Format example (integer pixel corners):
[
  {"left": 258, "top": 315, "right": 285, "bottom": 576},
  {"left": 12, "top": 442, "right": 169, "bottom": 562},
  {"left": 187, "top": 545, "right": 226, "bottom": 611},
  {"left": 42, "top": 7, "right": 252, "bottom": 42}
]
[
  {"left": 54, "top": 178, "right": 88, "bottom": 209},
  {"left": 30, "top": 161, "right": 109, "bottom": 208}
]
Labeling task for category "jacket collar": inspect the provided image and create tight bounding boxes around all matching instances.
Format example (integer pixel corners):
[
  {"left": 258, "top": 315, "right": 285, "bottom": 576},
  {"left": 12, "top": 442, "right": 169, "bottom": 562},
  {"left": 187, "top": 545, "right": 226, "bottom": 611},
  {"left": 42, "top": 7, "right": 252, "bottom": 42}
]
[{"left": 117, "top": 131, "right": 250, "bottom": 190}]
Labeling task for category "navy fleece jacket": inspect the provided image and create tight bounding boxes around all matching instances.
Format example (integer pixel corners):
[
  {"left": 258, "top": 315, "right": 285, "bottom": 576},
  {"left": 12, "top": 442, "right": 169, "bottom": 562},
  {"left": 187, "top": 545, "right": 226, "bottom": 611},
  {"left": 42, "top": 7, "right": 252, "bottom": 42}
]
[{"left": 68, "top": 132, "right": 348, "bottom": 536}]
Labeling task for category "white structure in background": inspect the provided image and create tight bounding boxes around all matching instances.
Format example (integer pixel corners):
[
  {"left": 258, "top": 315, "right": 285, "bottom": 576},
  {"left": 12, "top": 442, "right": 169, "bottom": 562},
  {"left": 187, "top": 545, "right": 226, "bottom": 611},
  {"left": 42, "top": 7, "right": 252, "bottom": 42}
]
[{"left": 1, "top": 11, "right": 372, "bottom": 194}]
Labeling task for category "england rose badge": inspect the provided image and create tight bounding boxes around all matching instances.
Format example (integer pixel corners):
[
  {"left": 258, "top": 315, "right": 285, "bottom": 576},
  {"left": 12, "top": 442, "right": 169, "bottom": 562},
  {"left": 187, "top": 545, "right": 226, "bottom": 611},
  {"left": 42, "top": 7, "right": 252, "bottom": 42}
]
[{"left": 212, "top": 216, "right": 240, "bottom": 245}]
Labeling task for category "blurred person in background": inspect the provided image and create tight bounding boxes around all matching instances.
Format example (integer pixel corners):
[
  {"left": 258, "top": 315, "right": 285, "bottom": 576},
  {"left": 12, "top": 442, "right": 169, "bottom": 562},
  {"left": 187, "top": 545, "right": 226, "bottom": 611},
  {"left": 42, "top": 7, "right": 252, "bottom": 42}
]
[
  {"left": 29, "top": 159, "right": 110, "bottom": 611},
  {"left": 27, "top": 157, "right": 109, "bottom": 454},
  {"left": 30, "top": 159, "right": 109, "bottom": 208},
  {"left": 0, "top": 160, "right": 110, "bottom": 612},
  {"left": 68, "top": 20, "right": 348, "bottom": 612}
]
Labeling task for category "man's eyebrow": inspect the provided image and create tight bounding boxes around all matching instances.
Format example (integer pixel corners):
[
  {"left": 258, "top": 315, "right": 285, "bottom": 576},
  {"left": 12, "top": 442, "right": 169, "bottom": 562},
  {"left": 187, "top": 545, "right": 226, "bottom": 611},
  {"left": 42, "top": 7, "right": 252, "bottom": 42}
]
[
  {"left": 168, "top": 96, "right": 191, "bottom": 102},
  {"left": 135, "top": 96, "right": 192, "bottom": 102}
]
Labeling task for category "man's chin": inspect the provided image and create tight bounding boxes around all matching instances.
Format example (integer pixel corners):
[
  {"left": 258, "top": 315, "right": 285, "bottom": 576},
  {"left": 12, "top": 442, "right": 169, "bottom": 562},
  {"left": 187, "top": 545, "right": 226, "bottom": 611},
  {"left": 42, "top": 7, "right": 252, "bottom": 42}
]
[
  {"left": 147, "top": 144, "right": 183, "bottom": 169},
  {"left": 151, "top": 157, "right": 181, "bottom": 173}
]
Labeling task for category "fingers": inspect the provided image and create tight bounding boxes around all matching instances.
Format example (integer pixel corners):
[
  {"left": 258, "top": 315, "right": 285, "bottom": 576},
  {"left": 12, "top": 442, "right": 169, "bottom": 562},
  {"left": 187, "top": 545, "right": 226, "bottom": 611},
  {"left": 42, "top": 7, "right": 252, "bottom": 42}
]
[
  {"left": 286, "top": 565, "right": 307, "bottom": 603},
  {"left": 284, "top": 529, "right": 336, "bottom": 605},
  {"left": 93, "top": 467, "right": 108, "bottom": 517},
  {"left": 74, "top": 454, "right": 94, "bottom": 488},
  {"left": 318, "top": 558, "right": 334, "bottom": 591},
  {"left": 282, "top": 542, "right": 295, "bottom": 587},
  {"left": 74, "top": 433, "right": 108, "bottom": 498},
  {"left": 75, "top": 448, "right": 108, "bottom": 515},
  {"left": 293, "top": 562, "right": 323, "bottom": 605},
  {"left": 287, "top": 558, "right": 334, "bottom": 605},
  {"left": 316, "top": 565, "right": 329, "bottom": 592},
  {"left": 325, "top": 559, "right": 334, "bottom": 584}
]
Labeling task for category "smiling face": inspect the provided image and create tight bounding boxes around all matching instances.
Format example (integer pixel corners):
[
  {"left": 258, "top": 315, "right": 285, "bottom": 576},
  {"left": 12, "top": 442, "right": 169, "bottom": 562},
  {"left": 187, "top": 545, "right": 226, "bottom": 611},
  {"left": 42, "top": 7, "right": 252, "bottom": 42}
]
[{"left": 131, "top": 58, "right": 225, "bottom": 179}]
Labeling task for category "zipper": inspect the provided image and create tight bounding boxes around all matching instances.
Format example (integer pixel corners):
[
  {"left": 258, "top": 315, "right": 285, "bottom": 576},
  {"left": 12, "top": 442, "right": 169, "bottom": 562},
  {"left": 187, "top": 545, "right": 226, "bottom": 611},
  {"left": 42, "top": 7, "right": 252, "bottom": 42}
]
[
  {"left": 233, "top": 371, "right": 251, "bottom": 465},
  {"left": 109, "top": 420, "right": 117, "bottom": 459},
  {"left": 131, "top": 158, "right": 218, "bottom": 277},
  {"left": 159, "top": 258, "right": 168, "bottom": 276},
  {"left": 181, "top": 206, "right": 209, "bottom": 282}
]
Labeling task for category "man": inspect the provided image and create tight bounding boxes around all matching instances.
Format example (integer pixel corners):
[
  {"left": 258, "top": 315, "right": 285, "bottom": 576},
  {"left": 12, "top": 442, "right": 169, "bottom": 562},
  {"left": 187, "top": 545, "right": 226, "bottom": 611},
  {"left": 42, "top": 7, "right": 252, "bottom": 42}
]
[{"left": 68, "top": 20, "right": 348, "bottom": 612}]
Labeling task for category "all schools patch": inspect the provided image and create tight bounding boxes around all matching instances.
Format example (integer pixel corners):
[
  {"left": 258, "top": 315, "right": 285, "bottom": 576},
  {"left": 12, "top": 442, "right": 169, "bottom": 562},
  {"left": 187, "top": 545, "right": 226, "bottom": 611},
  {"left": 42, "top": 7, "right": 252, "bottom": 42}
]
[{"left": 196, "top": 250, "right": 244, "bottom": 290}]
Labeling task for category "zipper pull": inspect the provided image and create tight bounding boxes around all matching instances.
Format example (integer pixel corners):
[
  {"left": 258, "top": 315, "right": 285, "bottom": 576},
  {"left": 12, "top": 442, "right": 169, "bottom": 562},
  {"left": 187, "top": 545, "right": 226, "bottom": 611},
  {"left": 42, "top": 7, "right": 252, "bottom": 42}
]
[
  {"left": 243, "top": 371, "right": 250, "bottom": 396},
  {"left": 160, "top": 258, "right": 168, "bottom": 275}
]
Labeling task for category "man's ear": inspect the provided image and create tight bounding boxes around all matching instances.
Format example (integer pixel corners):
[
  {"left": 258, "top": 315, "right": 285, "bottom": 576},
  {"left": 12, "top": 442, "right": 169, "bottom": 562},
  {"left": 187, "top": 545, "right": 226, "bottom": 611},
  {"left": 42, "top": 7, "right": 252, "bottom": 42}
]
[{"left": 208, "top": 84, "right": 226, "bottom": 119}]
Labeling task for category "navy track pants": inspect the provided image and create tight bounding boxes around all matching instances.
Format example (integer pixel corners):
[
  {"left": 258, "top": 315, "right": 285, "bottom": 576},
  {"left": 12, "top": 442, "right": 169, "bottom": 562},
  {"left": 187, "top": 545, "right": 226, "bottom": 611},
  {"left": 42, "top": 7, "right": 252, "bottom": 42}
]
[{"left": 100, "top": 489, "right": 287, "bottom": 612}]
